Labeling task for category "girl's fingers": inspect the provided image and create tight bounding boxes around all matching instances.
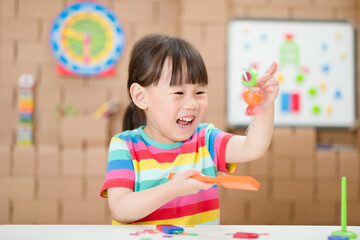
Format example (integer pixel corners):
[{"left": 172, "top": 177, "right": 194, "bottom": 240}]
[
  {"left": 259, "top": 80, "right": 279, "bottom": 89},
  {"left": 183, "top": 169, "right": 201, "bottom": 178},
  {"left": 264, "top": 61, "right": 278, "bottom": 75},
  {"left": 256, "top": 61, "right": 278, "bottom": 84}
]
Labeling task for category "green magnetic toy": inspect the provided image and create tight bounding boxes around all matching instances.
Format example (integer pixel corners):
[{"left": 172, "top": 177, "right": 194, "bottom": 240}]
[{"left": 241, "top": 68, "right": 259, "bottom": 88}]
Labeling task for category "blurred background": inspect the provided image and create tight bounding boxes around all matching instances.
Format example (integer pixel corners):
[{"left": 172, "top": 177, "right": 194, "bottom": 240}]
[{"left": 0, "top": 0, "right": 360, "bottom": 225}]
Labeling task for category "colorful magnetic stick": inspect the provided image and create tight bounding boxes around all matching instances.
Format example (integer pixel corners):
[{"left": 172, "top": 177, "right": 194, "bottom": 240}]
[{"left": 156, "top": 225, "right": 184, "bottom": 234}]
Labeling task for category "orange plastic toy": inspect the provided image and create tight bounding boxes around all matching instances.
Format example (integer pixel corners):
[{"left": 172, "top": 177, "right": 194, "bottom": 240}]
[
  {"left": 243, "top": 90, "right": 263, "bottom": 115},
  {"left": 168, "top": 173, "right": 260, "bottom": 191}
]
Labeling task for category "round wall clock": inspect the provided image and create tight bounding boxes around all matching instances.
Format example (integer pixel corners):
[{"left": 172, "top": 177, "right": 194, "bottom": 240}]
[{"left": 49, "top": 1, "right": 125, "bottom": 76}]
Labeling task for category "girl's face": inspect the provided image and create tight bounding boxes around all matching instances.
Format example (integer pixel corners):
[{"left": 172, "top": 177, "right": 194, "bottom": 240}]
[{"left": 143, "top": 59, "right": 208, "bottom": 144}]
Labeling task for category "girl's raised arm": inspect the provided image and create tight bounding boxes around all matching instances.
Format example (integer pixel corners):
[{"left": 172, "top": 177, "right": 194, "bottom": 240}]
[{"left": 225, "top": 62, "right": 279, "bottom": 164}]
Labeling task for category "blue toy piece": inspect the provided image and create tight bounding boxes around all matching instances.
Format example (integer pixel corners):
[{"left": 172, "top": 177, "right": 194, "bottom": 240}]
[
  {"left": 328, "top": 236, "right": 350, "bottom": 240},
  {"left": 156, "top": 225, "right": 184, "bottom": 234}
]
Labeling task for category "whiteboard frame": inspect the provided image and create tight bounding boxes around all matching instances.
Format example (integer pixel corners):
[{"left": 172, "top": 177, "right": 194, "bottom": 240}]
[{"left": 226, "top": 18, "right": 358, "bottom": 129}]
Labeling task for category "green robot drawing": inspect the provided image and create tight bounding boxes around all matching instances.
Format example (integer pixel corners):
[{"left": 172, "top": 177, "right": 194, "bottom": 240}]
[{"left": 279, "top": 33, "right": 305, "bottom": 84}]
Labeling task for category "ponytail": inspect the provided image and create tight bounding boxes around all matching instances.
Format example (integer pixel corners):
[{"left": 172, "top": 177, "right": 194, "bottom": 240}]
[{"left": 122, "top": 102, "right": 146, "bottom": 131}]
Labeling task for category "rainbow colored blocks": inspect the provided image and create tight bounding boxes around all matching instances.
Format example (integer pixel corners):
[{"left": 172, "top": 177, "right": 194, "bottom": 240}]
[{"left": 17, "top": 74, "right": 35, "bottom": 146}]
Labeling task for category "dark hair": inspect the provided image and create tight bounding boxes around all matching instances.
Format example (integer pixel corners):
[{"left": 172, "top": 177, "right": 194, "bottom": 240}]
[{"left": 122, "top": 34, "right": 208, "bottom": 131}]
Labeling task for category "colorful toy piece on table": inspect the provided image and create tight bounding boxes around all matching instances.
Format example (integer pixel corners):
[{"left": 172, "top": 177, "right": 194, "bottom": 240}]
[
  {"left": 331, "top": 177, "right": 357, "bottom": 239},
  {"left": 93, "top": 98, "right": 119, "bottom": 119},
  {"left": 17, "top": 74, "right": 35, "bottom": 146},
  {"left": 156, "top": 225, "right": 184, "bottom": 234},
  {"left": 233, "top": 232, "right": 259, "bottom": 239},
  {"left": 241, "top": 68, "right": 263, "bottom": 116},
  {"left": 328, "top": 236, "right": 350, "bottom": 240},
  {"left": 168, "top": 173, "right": 260, "bottom": 191}
]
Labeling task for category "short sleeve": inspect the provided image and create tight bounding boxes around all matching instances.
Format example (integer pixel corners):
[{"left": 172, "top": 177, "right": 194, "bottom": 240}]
[
  {"left": 100, "top": 136, "right": 135, "bottom": 198},
  {"left": 205, "top": 124, "right": 237, "bottom": 174}
]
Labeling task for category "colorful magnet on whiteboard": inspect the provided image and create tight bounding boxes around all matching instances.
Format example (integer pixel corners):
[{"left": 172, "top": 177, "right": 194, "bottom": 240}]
[
  {"left": 320, "top": 81, "right": 327, "bottom": 91},
  {"left": 335, "top": 32, "right": 342, "bottom": 39},
  {"left": 335, "top": 89, "right": 342, "bottom": 99},
  {"left": 326, "top": 105, "right": 332, "bottom": 115},
  {"left": 296, "top": 73, "right": 305, "bottom": 83},
  {"left": 260, "top": 33, "right": 267, "bottom": 41},
  {"left": 340, "top": 52, "right": 346, "bottom": 60},
  {"left": 242, "top": 26, "right": 250, "bottom": 33},
  {"left": 301, "top": 65, "right": 310, "bottom": 74},
  {"left": 281, "top": 93, "right": 290, "bottom": 112},
  {"left": 250, "top": 62, "right": 259, "bottom": 70},
  {"left": 321, "top": 43, "right": 328, "bottom": 51},
  {"left": 291, "top": 92, "right": 300, "bottom": 112},
  {"left": 309, "top": 87, "right": 317, "bottom": 97},
  {"left": 322, "top": 64, "right": 330, "bottom": 73},
  {"left": 312, "top": 105, "right": 321, "bottom": 114},
  {"left": 244, "top": 42, "right": 251, "bottom": 49},
  {"left": 285, "top": 33, "right": 294, "bottom": 41},
  {"left": 277, "top": 73, "right": 285, "bottom": 83}
]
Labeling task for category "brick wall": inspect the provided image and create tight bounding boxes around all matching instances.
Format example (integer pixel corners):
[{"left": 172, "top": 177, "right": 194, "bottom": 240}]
[{"left": 0, "top": 0, "right": 359, "bottom": 225}]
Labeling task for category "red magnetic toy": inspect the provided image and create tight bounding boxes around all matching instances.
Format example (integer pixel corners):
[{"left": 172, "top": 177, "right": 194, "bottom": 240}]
[
  {"left": 233, "top": 232, "right": 259, "bottom": 239},
  {"left": 241, "top": 68, "right": 263, "bottom": 116}
]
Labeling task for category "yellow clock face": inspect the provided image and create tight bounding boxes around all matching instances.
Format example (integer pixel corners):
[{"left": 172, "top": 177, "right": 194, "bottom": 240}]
[{"left": 50, "top": 2, "right": 125, "bottom": 76}]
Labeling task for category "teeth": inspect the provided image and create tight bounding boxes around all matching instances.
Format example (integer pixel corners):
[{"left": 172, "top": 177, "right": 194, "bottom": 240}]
[{"left": 179, "top": 117, "right": 193, "bottom": 122}]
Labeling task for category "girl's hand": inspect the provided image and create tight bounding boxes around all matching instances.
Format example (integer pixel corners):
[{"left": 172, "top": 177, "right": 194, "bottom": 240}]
[
  {"left": 168, "top": 169, "right": 214, "bottom": 198},
  {"left": 256, "top": 61, "right": 280, "bottom": 106}
]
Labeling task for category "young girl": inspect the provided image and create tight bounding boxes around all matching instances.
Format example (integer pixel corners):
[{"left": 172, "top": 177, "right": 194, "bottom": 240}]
[{"left": 100, "top": 34, "right": 279, "bottom": 225}]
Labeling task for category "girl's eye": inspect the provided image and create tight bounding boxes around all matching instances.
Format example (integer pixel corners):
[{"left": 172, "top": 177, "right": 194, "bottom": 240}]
[
  {"left": 175, "top": 92, "right": 184, "bottom": 95},
  {"left": 196, "top": 91, "right": 205, "bottom": 95}
]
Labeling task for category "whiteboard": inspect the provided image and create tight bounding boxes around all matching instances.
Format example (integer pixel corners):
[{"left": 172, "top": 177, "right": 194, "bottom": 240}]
[{"left": 227, "top": 19, "right": 357, "bottom": 128}]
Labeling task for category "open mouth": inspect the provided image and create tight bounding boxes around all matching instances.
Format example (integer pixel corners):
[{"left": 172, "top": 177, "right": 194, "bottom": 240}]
[{"left": 176, "top": 116, "right": 195, "bottom": 128}]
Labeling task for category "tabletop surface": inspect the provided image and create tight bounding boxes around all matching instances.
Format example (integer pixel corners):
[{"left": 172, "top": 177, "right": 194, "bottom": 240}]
[{"left": 0, "top": 224, "right": 359, "bottom": 240}]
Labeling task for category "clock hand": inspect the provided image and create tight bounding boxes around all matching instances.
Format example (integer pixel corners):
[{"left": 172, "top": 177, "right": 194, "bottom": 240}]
[
  {"left": 83, "top": 34, "right": 91, "bottom": 64},
  {"left": 63, "top": 28, "right": 86, "bottom": 41}
]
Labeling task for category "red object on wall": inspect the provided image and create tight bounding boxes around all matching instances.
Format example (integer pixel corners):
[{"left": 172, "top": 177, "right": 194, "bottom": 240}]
[
  {"left": 291, "top": 92, "right": 300, "bottom": 112},
  {"left": 57, "top": 65, "right": 115, "bottom": 77}
]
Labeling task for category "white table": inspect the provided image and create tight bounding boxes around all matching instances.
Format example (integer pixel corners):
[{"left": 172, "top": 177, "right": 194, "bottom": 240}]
[{"left": 0, "top": 225, "right": 359, "bottom": 240}]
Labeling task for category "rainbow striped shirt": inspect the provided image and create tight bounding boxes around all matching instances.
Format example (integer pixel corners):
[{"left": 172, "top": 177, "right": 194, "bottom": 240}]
[{"left": 100, "top": 123, "right": 237, "bottom": 225}]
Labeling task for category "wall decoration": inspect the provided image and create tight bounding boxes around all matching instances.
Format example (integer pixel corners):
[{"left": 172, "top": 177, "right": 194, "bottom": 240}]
[
  {"left": 49, "top": 1, "right": 125, "bottom": 77},
  {"left": 227, "top": 19, "right": 357, "bottom": 128},
  {"left": 17, "top": 74, "right": 35, "bottom": 146},
  {"left": 54, "top": 104, "right": 79, "bottom": 118},
  {"left": 93, "top": 98, "right": 119, "bottom": 119}
]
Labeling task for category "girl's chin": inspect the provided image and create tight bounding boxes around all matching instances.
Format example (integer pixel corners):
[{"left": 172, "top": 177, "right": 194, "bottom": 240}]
[{"left": 174, "top": 124, "right": 197, "bottom": 138}]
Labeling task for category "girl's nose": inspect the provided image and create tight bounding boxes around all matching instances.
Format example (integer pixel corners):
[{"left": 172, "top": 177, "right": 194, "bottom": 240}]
[{"left": 184, "top": 96, "right": 199, "bottom": 110}]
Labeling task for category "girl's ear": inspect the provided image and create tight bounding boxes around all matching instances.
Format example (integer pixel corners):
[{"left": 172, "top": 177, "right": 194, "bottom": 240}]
[{"left": 130, "top": 83, "right": 148, "bottom": 110}]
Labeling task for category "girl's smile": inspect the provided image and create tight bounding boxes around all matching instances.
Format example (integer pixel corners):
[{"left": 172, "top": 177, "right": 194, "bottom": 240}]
[{"left": 176, "top": 115, "right": 195, "bottom": 128}]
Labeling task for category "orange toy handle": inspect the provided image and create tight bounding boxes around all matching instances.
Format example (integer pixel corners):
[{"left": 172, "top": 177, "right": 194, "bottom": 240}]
[{"left": 168, "top": 173, "right": 219, "bottom": 184}]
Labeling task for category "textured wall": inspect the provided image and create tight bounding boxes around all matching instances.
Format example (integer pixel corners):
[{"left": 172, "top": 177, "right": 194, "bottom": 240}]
[{"left": 0, "top": 0, "right": 359, "bottom": 225}]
